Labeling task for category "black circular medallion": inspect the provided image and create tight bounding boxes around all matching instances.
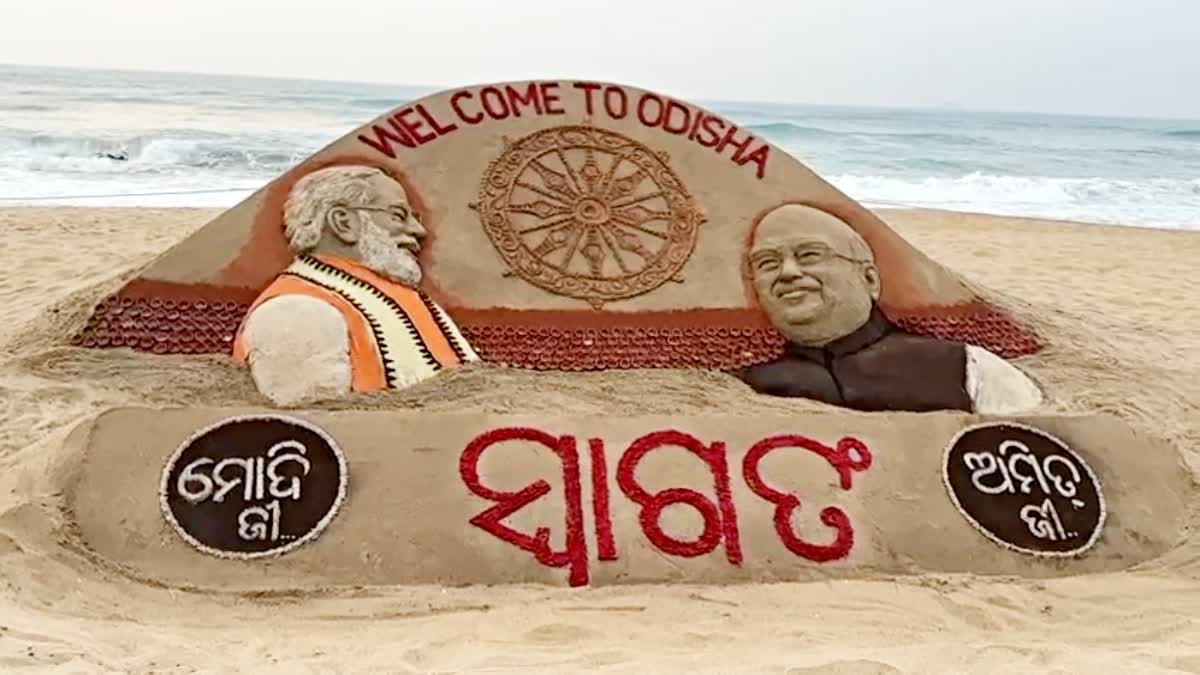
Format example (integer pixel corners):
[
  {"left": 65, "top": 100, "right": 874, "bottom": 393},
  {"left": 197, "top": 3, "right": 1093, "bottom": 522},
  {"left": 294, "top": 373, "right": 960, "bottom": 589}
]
[
  {"left": 943, "top": 422, "right": 1105, "bottom": 556},
  {"left": 160, "top": 415, "right": 347, "bottom": 558}
]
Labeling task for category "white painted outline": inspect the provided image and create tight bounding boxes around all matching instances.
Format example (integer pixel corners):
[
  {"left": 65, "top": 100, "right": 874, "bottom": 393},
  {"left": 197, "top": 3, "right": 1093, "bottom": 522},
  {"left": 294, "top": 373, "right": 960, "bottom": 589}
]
[
  {"left": 158, "top": 413, "right": 349, "bottom": 560},
  {"left": 941, "top": 420, "right": 1107, "bottom": 558}
]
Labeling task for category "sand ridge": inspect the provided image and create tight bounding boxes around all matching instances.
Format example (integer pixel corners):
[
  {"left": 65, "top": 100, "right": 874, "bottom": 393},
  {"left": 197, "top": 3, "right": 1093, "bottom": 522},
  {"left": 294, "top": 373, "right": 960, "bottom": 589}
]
[{"left": 2, "top": 207, "right": 1200, "bottom": 672}]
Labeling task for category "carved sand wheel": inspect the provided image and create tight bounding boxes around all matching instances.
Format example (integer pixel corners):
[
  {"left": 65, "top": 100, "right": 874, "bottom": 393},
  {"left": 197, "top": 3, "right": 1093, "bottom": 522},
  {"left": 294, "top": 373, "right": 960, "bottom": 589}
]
[{"left": 473, "top": 125, "right": 705, "bottom": 308}]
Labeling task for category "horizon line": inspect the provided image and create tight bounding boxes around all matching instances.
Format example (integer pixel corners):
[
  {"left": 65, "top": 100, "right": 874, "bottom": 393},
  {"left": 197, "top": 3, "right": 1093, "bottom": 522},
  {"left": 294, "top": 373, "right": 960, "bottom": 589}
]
[{"left": 3, "top": 60, "right": 1200, "bottom": 123}]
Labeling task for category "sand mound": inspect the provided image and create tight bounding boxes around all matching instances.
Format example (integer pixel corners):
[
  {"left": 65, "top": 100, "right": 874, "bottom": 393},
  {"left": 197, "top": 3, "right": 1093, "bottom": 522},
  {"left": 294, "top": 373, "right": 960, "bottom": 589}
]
[{"left": 2, "top": 207, "right": 1199, "bottom": 672}]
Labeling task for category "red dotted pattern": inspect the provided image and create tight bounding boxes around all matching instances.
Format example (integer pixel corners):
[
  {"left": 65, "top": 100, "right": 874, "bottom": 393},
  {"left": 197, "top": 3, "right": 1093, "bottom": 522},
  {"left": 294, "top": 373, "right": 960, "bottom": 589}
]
[
  {"left": 458, "top": 324, "right": 788, "bottom": 371},
  {"left": 73, "top": 290, "right": 1042, "bottom": 365},
  {"left": 72, "top": 295, "right": 249, "bottom": 354},
  {"left": 892, "top": 309, "right": 1042, "bottom": 359}
]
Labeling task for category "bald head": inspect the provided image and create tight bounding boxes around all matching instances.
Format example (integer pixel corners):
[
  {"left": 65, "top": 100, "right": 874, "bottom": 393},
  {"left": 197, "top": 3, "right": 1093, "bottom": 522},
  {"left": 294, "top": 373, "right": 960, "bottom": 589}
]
[
  {"left": 752, "top": 205, "right": 875, "bottom": 264},
  {"left": 749, "top": 205, "right": 881, "bottom": 347}
]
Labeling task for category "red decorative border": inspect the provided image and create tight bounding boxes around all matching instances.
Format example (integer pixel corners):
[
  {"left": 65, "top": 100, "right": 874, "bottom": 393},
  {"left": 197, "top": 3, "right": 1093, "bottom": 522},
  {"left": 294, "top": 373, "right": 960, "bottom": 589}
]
[
  {"left": 453, "top": 308, "right": 787, "bottom": 370},
  {"left": 72, "top": 285, "right": 1042, "bottom": 365},
  {"left": 71, "top": 285, "right": 255, "bottom": 354},
  {"left": 891, "top": 305, "right": 1042, "bottom": 358}
]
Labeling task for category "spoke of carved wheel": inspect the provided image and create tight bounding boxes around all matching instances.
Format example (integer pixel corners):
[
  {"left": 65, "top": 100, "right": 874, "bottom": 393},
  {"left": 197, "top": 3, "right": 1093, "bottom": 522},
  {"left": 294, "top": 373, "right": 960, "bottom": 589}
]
[
  {"left": 615, "top": 177, "right": 651, "bottom": 207},
  {"left": 517, "top": 214, "right": 576, "bottom": 235},
  {"left": 553, "top": 147, "right": 586, "bottom": 195},
  {"left": 531, "top": 226, "right": 571, "bottom": 258},
  {"left": 515, "top": 181, "right": 572, "bottom": 207},
  {"left": 507, "top": 201, "right": 570, "bottom": 219},
  {"left": 610, "top": 191, "right": 664, "bottom": 209},
  {"left": 614, "top": 207, "right": 672, "bottom": 223},
  {"left": 555, "top": 224, "right": 587, "bottom": 272},
  {"left": 597, "top": 226, "right": 632, "bottom": 275},
  {"left": 597, "top": 151, "right": 628, "bottom": 196},
  {"left": 530, "top": 160, "right": 578, "bottom": 200},
  {"left": 579, "top": 148, "right": 603, "bottom": 193},
  {"left": 611, "top": 213, "right": 669, "bottom": 239}
]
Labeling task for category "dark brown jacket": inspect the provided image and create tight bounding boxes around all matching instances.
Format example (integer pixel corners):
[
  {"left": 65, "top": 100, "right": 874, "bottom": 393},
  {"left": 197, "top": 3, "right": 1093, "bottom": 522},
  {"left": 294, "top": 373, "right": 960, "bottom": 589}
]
[{"left": 737, "top": 306, "right": 972, "bottom": 412}]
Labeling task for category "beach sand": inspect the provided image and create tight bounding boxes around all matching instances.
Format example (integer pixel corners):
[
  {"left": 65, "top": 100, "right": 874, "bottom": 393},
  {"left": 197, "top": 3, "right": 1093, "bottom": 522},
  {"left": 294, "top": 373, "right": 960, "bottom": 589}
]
[{"left": 1, "top": 206, "right": 1198, "bottom": 673}]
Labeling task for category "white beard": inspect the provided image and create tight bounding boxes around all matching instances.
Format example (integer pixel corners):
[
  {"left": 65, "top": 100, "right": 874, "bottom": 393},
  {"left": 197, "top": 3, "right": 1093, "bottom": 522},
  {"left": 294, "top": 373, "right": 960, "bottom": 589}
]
[{"left": 355, "top": 220, "right": 422, "bottom": 287}]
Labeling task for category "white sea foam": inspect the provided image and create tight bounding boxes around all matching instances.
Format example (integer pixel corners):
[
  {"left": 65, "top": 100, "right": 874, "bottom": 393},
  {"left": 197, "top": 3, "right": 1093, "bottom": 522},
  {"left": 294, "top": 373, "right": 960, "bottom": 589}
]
[
  {"left": 3, "top": 65, "right": 1199, "bottom": 229},
  {"left": 835, "top": 173, "right": 1200, "bottom": 229}
]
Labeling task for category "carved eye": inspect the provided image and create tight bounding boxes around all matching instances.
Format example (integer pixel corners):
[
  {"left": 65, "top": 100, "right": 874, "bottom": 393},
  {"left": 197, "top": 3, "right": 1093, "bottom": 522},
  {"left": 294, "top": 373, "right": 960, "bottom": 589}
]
[
  {"left": 797, "top": 250, "right": 824, "bottom": 265},
  {"left": 755, "top": 257, "right": 779, "bottom": 273}
]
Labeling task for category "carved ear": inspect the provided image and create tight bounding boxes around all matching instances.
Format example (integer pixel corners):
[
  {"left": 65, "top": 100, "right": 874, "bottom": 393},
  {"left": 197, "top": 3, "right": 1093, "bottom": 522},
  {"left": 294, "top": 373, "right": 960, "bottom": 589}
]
[
  {"left": 864, "top": 263, "right": 882, "bottom": 300},
  {"left": 325, "top": 206, "right": 359, "bottom": 244}
]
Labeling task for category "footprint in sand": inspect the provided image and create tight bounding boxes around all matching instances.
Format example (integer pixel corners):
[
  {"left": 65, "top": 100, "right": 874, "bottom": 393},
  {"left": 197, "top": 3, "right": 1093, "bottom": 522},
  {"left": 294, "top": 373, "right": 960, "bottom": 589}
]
[
  {"left": 523, "top": 623, "right": 602, "bottom": 643},
  {"left": 787, "top": 660, "right": 901, "bottom": 675},
  {"left": 0, "top": 533, "right": 24, "bottom": 556}
]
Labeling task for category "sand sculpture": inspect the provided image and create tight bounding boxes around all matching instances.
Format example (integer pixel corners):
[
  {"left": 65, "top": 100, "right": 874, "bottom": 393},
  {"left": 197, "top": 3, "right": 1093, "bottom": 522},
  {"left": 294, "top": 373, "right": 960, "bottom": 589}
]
[
  {"left": 72, "top": 80, "right": 1042, "bottom": 384},
  {"left": 738, "top": 204, "right": 1042, "bottom": 413},
  {"left": 54, "top": 80, "right": 1193, "bottom": 589},
  {"left": 231, "top": 164, "right": 478, "bottom": 406}
]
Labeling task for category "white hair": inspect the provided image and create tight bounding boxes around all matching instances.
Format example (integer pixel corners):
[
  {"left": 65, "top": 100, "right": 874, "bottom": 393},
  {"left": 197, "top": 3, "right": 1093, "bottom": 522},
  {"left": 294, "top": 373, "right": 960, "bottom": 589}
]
[{"left": 282, "top": 165, "right": 389, "bottom": 252}]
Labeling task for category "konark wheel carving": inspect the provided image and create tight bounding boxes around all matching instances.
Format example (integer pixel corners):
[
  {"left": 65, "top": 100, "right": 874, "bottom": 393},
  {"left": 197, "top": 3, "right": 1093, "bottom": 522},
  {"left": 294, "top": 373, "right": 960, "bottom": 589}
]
[{"left": 472, "top": 125, "right": 705, "bottom": 308}]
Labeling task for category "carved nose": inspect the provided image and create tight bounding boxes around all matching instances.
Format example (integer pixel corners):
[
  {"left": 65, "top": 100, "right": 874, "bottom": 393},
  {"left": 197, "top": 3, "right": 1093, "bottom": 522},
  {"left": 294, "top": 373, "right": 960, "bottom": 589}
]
[
  {"left": 409, "top": 219, "right": 427, "bottom": 239},
  {"left": 777, "top": 257, "right": 803, "bottom": 279}
]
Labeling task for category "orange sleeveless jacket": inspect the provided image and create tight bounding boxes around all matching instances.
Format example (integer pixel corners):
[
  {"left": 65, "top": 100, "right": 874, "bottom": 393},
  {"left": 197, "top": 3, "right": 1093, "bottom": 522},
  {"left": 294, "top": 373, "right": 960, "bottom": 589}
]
[{"left": 232, "top": 254, "right": 476, "bottom": 392}]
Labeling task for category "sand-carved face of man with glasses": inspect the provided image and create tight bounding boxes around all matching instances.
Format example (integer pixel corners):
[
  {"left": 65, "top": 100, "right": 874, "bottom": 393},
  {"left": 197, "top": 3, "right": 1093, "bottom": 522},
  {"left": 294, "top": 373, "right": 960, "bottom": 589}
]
[
  {"left": 748, "top": 205, "right": 882, "bottom": 348},
  {"left": 282, "top": 165, "right": 429, "bottom": 286},
  {"left": 738, "top": 203, "right": 1043, "bottom": 414},
  {"left": 232, "top": 165, "right": 478, "bottom": 407}
]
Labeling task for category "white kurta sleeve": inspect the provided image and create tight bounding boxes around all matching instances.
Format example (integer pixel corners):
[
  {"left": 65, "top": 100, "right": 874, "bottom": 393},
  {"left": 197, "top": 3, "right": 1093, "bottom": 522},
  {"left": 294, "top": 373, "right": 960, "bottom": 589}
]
[
  {"left": 964, "top": 345, "right": 1044, "bottom": 415},
  {"left": 239, "top": 295, "right": 353, "bottom": 407}
]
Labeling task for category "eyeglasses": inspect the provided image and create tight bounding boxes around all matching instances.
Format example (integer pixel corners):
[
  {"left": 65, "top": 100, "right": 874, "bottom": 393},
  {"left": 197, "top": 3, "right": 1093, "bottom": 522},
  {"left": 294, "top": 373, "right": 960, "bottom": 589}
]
[
  {"left": 750, "top": 243, "right": 869, "bottom": 275},
  {"left": 343, "top": 204, "right": 419, "bottom": 223}
]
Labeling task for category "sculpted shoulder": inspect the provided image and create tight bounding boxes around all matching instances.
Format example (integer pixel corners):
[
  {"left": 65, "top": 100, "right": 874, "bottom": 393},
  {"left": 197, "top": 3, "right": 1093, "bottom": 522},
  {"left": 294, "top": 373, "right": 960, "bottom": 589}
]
[
  {"left": 964, "top": 345, "right": 1044, "bottom": 415},
  {"left": 241, "top": 296, "right": 352, "bottom": 407}
]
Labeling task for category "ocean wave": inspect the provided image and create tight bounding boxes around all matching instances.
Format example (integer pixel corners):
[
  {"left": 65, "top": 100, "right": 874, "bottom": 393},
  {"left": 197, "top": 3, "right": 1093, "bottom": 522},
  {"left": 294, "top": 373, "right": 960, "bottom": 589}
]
[
  {"left": 833, "top": 172, "right": 1200, "bottom": 228},
  {"left": 2, "top": 132, "right": 309, "bottom": 174},
  {"left": 746, "top": 122, "right": 843, "bottom": 137},
  {"left": 1, "top": 63, "right": 1198, "bottom": 229},
  {"left": 347, "top": 97, "right": 409, "bottom": 109},
  {"left": 750, "top": 122, "right": 984, "bottom": 147}
]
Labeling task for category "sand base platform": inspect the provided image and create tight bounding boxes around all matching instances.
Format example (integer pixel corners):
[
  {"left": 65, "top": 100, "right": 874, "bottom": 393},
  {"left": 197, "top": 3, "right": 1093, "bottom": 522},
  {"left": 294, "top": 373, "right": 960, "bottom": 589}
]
[{"left": 61, "top": 406, "right": 1191, "bottom": 591}]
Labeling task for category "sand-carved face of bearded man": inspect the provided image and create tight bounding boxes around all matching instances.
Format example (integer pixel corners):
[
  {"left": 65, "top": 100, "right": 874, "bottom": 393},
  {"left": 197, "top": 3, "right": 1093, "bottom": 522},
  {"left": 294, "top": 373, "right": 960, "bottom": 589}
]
[
  {"left": 232, "top": 165, "right": 478, "bottom": 408},
  {"left": 283, "top": 166, "right": 428, "bottom": 286}
]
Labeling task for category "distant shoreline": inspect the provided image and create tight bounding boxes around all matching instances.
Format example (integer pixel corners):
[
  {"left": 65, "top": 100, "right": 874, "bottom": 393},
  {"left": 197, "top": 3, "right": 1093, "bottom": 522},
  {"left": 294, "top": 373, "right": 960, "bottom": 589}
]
[
  {"left": 1, "top": 204, "right": 1195, "bottom": 235},
  {"left": 5, "top": 62, "right": 1200, "bottom": 123}
]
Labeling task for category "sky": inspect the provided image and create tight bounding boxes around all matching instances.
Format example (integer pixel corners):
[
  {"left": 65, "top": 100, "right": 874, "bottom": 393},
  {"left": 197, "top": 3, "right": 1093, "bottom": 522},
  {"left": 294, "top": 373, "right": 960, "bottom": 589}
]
[{"left": 2, "top": 0, "right": 1199, "bottom": 119}]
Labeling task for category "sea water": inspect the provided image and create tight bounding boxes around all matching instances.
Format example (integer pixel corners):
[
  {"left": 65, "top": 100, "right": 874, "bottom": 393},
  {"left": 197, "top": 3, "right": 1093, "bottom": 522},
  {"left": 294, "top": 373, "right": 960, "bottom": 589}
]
[{"left": 2, "top": 64, "right": 1198, "bottom": 230}]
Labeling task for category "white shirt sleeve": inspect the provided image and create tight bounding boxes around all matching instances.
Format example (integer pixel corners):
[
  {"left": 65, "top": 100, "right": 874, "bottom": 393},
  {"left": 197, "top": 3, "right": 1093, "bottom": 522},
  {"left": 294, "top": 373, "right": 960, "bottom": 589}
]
[
  {"left": 240, "top": 295, "right": 353, "bottom": 407},
  {"left": 964, "top": 345, "right": 1044, "bottom": 415}
]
